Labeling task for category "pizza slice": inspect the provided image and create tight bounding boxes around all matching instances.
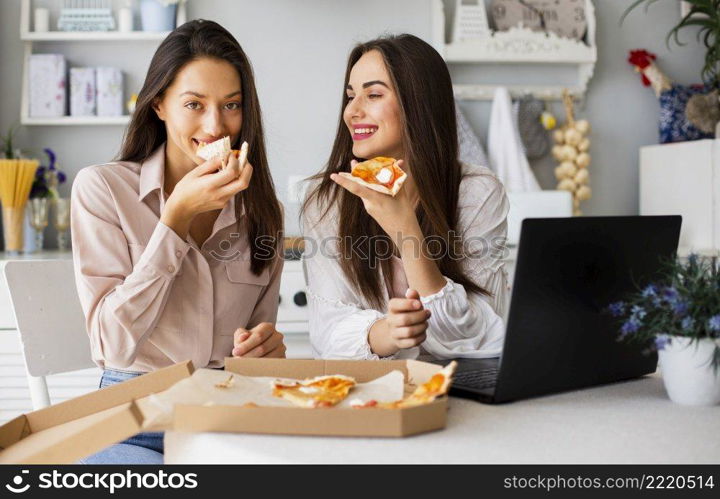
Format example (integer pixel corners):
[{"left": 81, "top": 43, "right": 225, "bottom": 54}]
[
  {"left": 196, "top": 136, "right": 249, "bottom": 171},
  {"left": 272, "top": 374, "right": 357, "bottom": 408},
  {"left": 351, "top": 361, "right": 457, "bottom": 409},
  {"left": 338, "top": 156, "right": 407, "bottom": 196}
]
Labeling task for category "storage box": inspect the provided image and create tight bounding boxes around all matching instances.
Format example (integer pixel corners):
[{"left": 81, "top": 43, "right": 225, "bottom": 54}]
[
  {"left": 70, "top": 67, "right": 96, "bottom": 116},
  {"left": 28, "top": 54, "right": 67, "bottom": 118},
  {"left": 640, "top": 139, "right": 720, "bottom": 253},
  {"left": 96, "top": 67, "right": 123, "bottom": 116},
  {"left": 172, "top": 358, "right": 449, "bottom": 438},
  {"left": 0, "top": 361, "right": 193, "bottom": 464}
]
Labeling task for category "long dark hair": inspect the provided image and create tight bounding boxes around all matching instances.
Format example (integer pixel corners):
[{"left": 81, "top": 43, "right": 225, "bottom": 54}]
[
  {"left": 303, "top": 34, "right": 487, "bottom": 309},
  {"left": 119, "top": 19, "right": 282, "bottom": 274}
]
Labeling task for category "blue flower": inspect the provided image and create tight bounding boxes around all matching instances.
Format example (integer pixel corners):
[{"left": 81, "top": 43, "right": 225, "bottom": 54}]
[
  {"left": 654, "top": 336, "right": 671, "bottom": 350},
  {"left": 641, "top": 285, "right": 657, "bottom": 298},
  {"left": 43, "top": 148, "right": 56, "bottom": 170},
  {"left": 662, "top": 286, "right": 679, "bottom": 304},
  {"left": 707, "top": 315, "right": 720, "bottom": 333},
  {"left": 35, "top": 166, "right": 46, "bottom": 179},
  {"left": 672, "top": 300, "right": 689, "bottom": 316},
  {"left": 57, "top": 171, "right": 66, "bottom": 184},
  {"left": 620, "top": 317, "right": 641, "bottom": 336},
  {"left": 631, "top": 305, "right": 647, "bottom": 320},
  {"left": 681, "top": 316, "right": 695, "bottom": 331},
  {"left": 608, "top": 301, "right": 625, "bottom": 317}
]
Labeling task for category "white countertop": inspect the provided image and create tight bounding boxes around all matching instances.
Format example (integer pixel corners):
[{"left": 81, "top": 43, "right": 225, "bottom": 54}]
[
  {"left": 0, "top": 250, "right": 72, "bottom": 262},
  {"left": 164, "top": 373, "right": 720, "bottom": 464}
]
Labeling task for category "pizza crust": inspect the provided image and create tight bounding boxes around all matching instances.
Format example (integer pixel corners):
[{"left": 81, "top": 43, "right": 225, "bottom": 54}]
[{"left": 351, "top": 361, "right": 457, "bottom": 409}]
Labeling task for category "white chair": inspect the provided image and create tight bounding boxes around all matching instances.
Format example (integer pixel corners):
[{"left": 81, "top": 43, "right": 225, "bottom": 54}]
[
  {"left": 506, "top": 191, "right": 573, "bottom": 246},
  {"left": 3, "top": 259, "right": 95, "bottom": 410}
]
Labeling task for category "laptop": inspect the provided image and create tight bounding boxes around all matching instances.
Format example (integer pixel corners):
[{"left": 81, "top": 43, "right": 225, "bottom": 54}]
[{"left": 430, "top": 215, "right": 681, "bottom": 404}]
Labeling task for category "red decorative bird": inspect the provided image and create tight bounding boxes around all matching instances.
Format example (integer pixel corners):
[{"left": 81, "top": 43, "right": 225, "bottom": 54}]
[{"left": 628, "top": 49, "right": 672, "bottom": 96}]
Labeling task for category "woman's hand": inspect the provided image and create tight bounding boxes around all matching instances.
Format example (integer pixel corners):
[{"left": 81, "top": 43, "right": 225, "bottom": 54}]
[
  {"left": 330, "top": 160, "right": 417, "bottom": 243},
  {"left": 161, "top": 152, "right": 253, "bottom": 238},
  {"left": 368, "top": 289, "right": 430, "bottom": 357},
  {"left": 232, "top": 322, "right": 287, "bottom": 358}
]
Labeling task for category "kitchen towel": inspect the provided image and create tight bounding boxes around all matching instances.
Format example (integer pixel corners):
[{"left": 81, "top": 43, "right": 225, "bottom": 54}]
[{"left": 487, "top": 87, "right": 541, "bottom": 192}]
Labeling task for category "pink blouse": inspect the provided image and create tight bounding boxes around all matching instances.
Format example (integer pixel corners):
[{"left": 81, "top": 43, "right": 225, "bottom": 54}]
[{"left": 70, "top": 144, "right": 283, "bottom": 372}]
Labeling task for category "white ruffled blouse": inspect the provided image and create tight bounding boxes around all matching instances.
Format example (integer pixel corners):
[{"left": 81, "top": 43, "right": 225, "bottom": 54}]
[{"left": 302, "top": 163, "right": 510, "bottom": 360}]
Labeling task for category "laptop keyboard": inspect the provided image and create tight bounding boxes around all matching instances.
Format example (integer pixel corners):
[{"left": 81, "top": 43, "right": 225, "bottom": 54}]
[{"left": 452, "top": 366, "right": 499, "bottom": 390}]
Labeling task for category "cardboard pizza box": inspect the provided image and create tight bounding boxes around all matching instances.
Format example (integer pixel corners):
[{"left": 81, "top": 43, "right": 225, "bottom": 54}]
[
  {"left": 0, "top": 361, "right": 193, "bottom": 464},
  {"left": 171, "top": 358, "right": 449, "bottom": 438}
]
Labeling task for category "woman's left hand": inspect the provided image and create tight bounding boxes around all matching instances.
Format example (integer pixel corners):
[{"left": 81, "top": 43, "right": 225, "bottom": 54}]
[
  {"left": 232, "top": 322, "right": 286, "bottom": 358},
  {"left": 330, "top": 160, "right": 418, "bottom": 242}
]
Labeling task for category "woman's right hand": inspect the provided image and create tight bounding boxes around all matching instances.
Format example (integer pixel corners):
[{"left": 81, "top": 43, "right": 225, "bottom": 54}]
[
  {"left": 161, "top": 152, "right": 253, "bottom": 238},
  {"left": 368, "top": 288, "right": 431, "bottom": 357}
]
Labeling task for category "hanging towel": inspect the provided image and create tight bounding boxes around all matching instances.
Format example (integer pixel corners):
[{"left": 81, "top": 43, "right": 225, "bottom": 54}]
[
  {"left": 487, "top": 87, "right": 541, "bottom": 192},
  {"left": 455, "top": 100, "right": 489, "bottom": 168}
]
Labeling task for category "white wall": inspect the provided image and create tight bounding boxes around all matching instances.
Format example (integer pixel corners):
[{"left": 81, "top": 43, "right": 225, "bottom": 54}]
[{"left": 0, "top": 0, "right": 706, "bottom": 238}]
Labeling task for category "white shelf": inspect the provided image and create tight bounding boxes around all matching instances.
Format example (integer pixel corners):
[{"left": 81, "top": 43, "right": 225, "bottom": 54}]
[
  {"left": 443, "top": 28, "right": 597, "bottom": 64},
  {"left": 431, "top": 0, "right": 597, "bottom": 101},
  {"left": 19, "top": 0, "right": 168, "bottom": 126},
  {"left": 21, "top": 116, "right": 130, "bottom": 126},
  {"left": 20, "top": 31, "right": 169, "bottom": 42}
]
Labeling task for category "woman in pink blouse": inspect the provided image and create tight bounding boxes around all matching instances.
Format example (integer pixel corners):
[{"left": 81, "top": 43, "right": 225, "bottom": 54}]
[
  {"left": 71, "top": 20, "right": 285, "bottom": 464},
  {"left": 302, "top": 34, "right": 508, "bottom": 361}
]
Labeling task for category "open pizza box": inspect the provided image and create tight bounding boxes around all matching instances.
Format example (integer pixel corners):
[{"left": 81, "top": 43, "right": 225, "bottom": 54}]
[
  {"left": 0, "top": 361, "right": 194, "bottom": 464},
  {"left": 0, "top": 358, "right": 449, "bottom": 463},
  {"left": 169, "top": 358, "right": 449, "bottom": 438}
]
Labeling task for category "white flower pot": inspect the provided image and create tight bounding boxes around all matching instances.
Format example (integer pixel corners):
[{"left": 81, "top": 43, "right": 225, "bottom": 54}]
[{"left": 658, "top": 336, "right": 720, "bottom": 406}]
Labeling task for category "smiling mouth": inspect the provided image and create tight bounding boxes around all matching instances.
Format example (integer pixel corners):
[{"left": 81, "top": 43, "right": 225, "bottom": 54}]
[{"left": 352, "top": 127, "right": 378, "bottom": 140}]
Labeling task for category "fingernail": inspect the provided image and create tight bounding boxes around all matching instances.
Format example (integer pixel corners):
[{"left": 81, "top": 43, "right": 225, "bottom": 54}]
[{"left": 414, "top": 301, "right": 421, "bottom": 309}]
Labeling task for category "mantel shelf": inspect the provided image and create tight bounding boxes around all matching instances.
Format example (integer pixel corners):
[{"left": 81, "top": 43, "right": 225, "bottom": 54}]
[
  {"left": 20, "top": 30, "right": 169, "bottom": 42},
  {"left": 444, "top": 29, "right": 597, "bottom": 64},
  {"left": 21, "top": 116, "right": 130, "bottom": 126}
]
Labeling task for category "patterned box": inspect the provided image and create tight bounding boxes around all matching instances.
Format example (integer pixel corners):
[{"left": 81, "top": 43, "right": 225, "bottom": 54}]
[
  {"left": 28, "top": 54, "right": 67, "bottom": 117},
  {"left": 96, "top": 67, "right": 123, "bottom": 117},
  {"left": 70, "top": 67, "right": 96, "bottom": 116}
]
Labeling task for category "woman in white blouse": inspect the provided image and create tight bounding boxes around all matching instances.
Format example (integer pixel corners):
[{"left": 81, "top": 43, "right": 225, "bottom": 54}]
[{"left": 301, "top": 34, "right": 509, "bottom": 360}]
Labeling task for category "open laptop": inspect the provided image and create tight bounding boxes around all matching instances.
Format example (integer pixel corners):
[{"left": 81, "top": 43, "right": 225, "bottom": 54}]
[{"left": 431, "top": 215, "right": 681, "bottom": 404}]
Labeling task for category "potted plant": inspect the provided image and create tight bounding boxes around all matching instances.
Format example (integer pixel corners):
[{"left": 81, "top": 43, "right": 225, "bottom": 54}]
[
  {"left": 608, "top": 253, "right": 720, "bottom": 405},
  {"left": 1, "top": 122, "right": 20, "bottom": 160},
  {"left": 0, "top": 123, "right": 40, "bottom": 253}
]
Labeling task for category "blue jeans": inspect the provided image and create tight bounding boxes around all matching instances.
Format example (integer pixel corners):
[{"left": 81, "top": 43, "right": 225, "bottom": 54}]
[{"left": 76, "top": 369, "right": 164, "bottom": 465}]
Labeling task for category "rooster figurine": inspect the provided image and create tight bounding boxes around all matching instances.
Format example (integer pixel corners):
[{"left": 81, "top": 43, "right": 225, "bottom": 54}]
[{"left": 628, "top": 49, "right": 714, "bottom": 143}]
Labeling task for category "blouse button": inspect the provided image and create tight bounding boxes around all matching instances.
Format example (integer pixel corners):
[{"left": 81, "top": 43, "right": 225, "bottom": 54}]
[
  {"left": 167, "top": 264, "right": 175, "bottom": 273},
  {"left": 175, "top": 250, "right": 182, "bottom": 258}
]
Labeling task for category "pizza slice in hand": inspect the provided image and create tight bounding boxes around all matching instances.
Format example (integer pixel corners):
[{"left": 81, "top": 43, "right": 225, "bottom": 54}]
[
  {"left": 338, "top": 156, "right": 407, "bottom": 196},
  {"left": 272, "top": 374, "right": 357, "bottom": 408},
  {"left": 196, "top": 136, "right": 249, "bottom": 172}
]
